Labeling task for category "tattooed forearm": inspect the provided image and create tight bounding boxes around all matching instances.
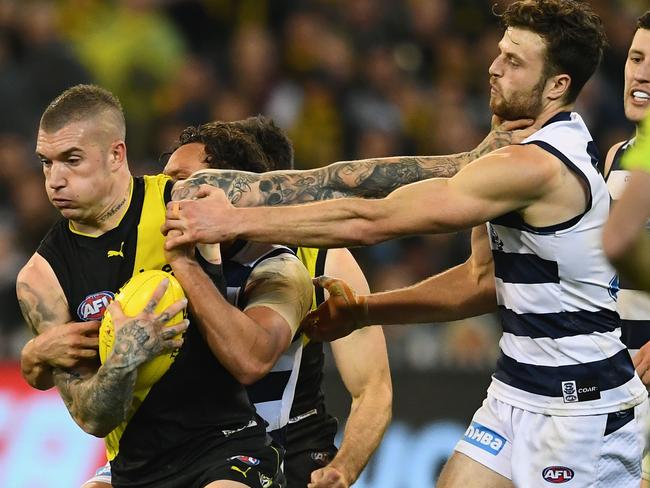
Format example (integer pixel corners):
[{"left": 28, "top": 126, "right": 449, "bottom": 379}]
[
  {"left": 173, "top": 172, "right": 259, "bottom": 204},
  {"left": 52, "top": 317, "right": 172, "bottom": 436},
  {"left": 468, "top": 126, "right": 520, "bottom": 161},
  {"left": 53, "top": 360, "right": 137, "bottom": 436},
  {"left": 177, "top": 127, "right": 521, "bottom": 207},
  {"left": 16, "top": 281, "right": 67, "bottom": 336},
  {"left": 180, "top": 154, "right": 465, "bottom": 206}
]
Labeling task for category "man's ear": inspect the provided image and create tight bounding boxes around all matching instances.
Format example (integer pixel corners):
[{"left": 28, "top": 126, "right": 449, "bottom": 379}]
[
  {"left": 110, "top": 141, "right": 127, "bottom": 171},
  {"left": 545, "top": 73, "right": 571, "bottom": 102}
]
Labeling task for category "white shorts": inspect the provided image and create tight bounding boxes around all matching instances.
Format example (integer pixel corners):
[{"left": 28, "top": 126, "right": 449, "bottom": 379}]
[
  {"left": 455, "top": 394, "right": 648, "bottom": 487},
  {"left": 81, "top": 462, "right": 111, "bottom": 486}
]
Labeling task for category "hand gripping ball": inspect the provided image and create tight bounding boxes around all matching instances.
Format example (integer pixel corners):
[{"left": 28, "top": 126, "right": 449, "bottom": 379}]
[{"left": 99, "top": 270, "right": 186, "bottom": 391}]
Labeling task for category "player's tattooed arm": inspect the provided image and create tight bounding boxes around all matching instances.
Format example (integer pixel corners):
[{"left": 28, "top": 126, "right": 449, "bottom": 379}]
[
  {"left": 52, "top": 296, "right": 188, "bottom": 438},
  {"left": 174, "top": 157, "right": 459, "bottom": 207},
  {"left": 18, "top": 261, "right": 188, "bottom": 436},
  {"left": 51, "top": 318, "right": 159, "bottom": 437},
  {"left": 16, "top": 255, "right": 88, "bottom": 391},
  {"left": 172, "top": 119, "right": 531, "bottom": 207}
]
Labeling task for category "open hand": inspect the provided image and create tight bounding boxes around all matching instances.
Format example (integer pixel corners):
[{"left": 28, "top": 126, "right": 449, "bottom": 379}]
[
  {"left": 108, "top": 279, "right": 189, "bottom": 367},
  {"left": 471, "top": 116, "right": 538, "bottom": 160},
  {"left": 301, "top": 276, "right": 368, "bottom": 342}
]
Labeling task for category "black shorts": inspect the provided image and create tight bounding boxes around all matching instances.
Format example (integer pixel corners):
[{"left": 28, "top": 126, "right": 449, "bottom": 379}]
[
  {"left": 112, "top": 426, "right": 286, "bottom": 488},
  {"left": 285, "top": 444, "right": 338, "bottom": 487},
  {"left": 285, "top": 409, "right": 338, "bottom": 487}
]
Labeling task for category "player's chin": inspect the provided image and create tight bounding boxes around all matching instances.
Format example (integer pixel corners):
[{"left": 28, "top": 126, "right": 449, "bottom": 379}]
[
  {"left": 57, "top": 207, "right": 81, "bottom": 219},
  {"left": 623, "top": 102, "right": 649, "bottom": 124}
]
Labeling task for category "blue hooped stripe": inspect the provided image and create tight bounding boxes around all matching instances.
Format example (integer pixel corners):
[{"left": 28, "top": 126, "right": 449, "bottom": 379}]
[
  {"left": 499, "top": 307, "right": 620, "bottom": 339},
  {"left": 493, "top": 251, "right": 559, "bottom": 284},
  {"left": 494, "top": 348, "right": 635, "bottom": 397}
]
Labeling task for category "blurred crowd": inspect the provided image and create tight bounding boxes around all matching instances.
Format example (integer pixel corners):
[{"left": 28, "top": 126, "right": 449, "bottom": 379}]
[{"left": 0, "top": 0, "right": 646, "bottom": 368}]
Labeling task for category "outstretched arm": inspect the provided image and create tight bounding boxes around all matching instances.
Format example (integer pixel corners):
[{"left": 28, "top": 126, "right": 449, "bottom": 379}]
[
  {"left": 309, "top": 248, "right": 391, "bottom": 488},
  {"left": 17, "top": 257, "right": 187, "bottom": 437},
  {"left": 172, "top": 118, "right": 534, "bottom": 206},
  {"left": 302, "top": 227, "right": 496, "bottom": 342},
  {"left": 164, "top": 144, "right": 555, "bottom": 249}
]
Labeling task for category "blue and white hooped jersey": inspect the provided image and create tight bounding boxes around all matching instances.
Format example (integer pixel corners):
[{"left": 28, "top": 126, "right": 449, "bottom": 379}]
[
  {"left": 487, "top": 112, "right": 646, "bottom": 416},
  {"left": 222, "top": 240, "right": 303, "bottom": 440},
  {"left": 606, "top": 138, "right": 650, "bottom": 357}
]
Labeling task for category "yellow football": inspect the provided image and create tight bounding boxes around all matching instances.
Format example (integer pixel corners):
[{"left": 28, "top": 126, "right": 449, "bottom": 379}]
[{"left": 99, "top": 270, "right": 186, "bottom": 391}]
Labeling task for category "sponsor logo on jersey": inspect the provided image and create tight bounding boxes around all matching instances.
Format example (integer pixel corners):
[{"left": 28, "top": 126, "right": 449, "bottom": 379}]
[
  {"left": 562, "top": 379, "right": 600, "bottom": 403},
  {"left": 230, "top": 465, "right": 251, "bottom": 478},
  {"left": 462, "top": 422, "right": 506, "bottom": 455},
  {"left": 227, "top": 455, "right": 260, "bottom": 466},
  {"left": 542, "top": 466, "right": 574, "bottom": 483},
  {"left": 107, "top": 241, "right": 125, "bottom": 258},
  {"left": 77, "top": 291, "right": 114, "bottom": 321}
]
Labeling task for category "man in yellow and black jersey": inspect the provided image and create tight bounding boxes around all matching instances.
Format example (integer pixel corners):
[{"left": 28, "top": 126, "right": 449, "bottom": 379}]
[
  {"left": 160, "top": 116, "right": 392, "bottom": 488},
  {"left": 17, "top": 85, "right": 296, "bottom": 488}
]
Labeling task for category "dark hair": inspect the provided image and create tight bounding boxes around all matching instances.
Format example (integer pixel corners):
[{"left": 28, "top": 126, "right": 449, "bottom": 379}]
[
  {"left": 40, "top": 84, "right": 125, "bottom": 135},
  {"left": 175, "top": 116, "right": 293, "bottom": 173},
  {"left": 500, "top": 0, "right": 607, "bottom": 103},
  {"left": 638, "top": 10, "right": 650, "bottom": 31},
  {"left": 229, "top": 116, "right": 294, "bottom": 170}
]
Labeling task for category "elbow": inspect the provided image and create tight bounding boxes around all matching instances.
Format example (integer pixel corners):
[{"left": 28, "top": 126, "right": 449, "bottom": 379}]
[
  {"left": 233, "top": 360, "right": 274, "bottom": 386},
  {"left": 20, "top": 365, "right": 52, "bottom": 391},
  {"left": 351, "top": 219, "right": 386, "bottom": 247},
  {"left": 85, "top": 425, "right": 111, "bottom": 438},
  {"left": 76, "top": 416, "right": 112, "bottom": 438}
]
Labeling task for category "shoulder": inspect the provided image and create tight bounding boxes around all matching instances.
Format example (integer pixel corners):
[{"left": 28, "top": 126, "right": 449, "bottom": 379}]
[
  {"left": 16, "top": 253, "right": 69, "bottom": 328},
  {"left": 247, "top": 252, "right": 312, "bottom": 293},
  {"left": 17, "top": 253, "right": 62, "bottom": 293},
  {"left": 462, "top": 144, "right": 562, "bottom": 194}
]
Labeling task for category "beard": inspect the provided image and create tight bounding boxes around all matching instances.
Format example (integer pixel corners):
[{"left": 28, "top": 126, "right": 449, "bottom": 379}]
[{"left": 490, "top": 76, "right": 545, "bottom": 120}]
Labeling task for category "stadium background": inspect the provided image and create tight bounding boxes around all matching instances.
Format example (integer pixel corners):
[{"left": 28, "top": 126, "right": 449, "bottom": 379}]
[{"left": 0, "top": 0, "right": 646, "bottom": 486}]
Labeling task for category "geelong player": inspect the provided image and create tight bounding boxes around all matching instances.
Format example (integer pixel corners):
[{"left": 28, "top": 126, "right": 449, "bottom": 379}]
[{"left": 164, "top": 2, "right": 648, "bottom": 487}]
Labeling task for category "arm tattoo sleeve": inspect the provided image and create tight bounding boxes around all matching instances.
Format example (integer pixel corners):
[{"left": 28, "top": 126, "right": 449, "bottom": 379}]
[
  {"left": 16, "top": 281, "right": 67, "bottom": 336},
  {"left": 52, "top": 318, "right": 168, "bottom": 435},
  {"left": 180, "top": 154, "right": 467, "bottom": 206}
]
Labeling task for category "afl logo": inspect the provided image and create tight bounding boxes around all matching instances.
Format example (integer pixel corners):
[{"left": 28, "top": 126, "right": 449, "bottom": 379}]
[
  {"left": 542, "top": 466, "right": 574, "bottom": 483},
  {"left": 77, "top": 291, "right": 114, "bottom": 321}
]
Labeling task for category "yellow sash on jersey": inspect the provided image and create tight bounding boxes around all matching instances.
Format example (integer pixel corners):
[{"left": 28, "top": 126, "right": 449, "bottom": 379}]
[
  {"left": 104, "top": 174, "right": 171, "bottom": 461},
  {"left": 294, "top": 247, "right": 323, "bottom": 347}
]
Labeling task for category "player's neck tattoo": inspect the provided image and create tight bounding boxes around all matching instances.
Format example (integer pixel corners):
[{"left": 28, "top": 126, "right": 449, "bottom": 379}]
[{"left": 98, "top": 178, "right": 131, "bottom": 224}]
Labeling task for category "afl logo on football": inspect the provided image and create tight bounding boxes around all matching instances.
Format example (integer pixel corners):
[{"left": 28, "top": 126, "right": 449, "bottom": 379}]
[
  {"left": 77, "top": 291, "right": 114, "bottom": 321},
  {"left": 542, "top": 466, "right": 574, "bottom": 483}
]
